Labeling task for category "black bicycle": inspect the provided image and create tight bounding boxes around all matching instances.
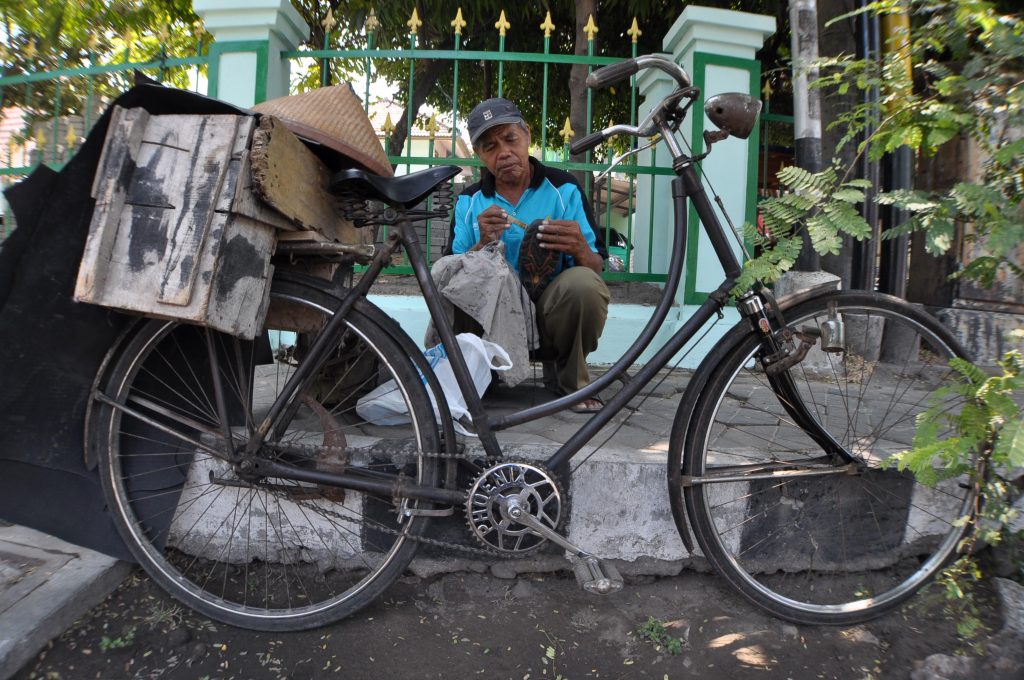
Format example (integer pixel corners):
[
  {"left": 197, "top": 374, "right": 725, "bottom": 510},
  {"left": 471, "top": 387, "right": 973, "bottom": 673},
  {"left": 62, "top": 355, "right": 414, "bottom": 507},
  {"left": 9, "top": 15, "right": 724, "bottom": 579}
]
[{"left": 88, "top": 55, "right": 978, "bottom": 631}]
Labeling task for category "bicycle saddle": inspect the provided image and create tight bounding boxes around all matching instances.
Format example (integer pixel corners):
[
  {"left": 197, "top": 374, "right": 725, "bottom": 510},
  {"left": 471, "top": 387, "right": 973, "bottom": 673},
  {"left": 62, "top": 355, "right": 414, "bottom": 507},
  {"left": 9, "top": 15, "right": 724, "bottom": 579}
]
[{"left": 329, "top": 165, "right": 460, "bottom": 209}]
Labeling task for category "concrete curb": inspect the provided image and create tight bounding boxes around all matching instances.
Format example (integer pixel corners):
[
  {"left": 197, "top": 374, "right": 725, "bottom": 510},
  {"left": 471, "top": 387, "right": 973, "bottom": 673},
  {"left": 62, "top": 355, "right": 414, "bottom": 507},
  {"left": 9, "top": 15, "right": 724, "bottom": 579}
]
[{"left": 0, "top": 525, "right": 130, "bottom": 680}]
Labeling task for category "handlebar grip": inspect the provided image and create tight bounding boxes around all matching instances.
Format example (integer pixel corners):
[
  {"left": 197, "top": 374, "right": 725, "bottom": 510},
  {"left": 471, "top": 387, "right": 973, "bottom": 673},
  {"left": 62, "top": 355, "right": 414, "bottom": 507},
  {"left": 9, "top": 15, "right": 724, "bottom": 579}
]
[
  {"left": 569, "top": 131, "right": 606, "bottom": 156},
  {"left": 586, "top": 58, "right": 640, "bottom": 89}
]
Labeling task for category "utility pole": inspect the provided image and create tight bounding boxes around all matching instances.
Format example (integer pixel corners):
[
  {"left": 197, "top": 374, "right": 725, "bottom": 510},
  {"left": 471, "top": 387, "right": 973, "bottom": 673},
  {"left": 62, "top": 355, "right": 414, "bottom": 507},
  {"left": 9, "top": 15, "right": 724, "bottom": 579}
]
[{"left": 789, "top": 0, "right": 823, "bottom": 272}]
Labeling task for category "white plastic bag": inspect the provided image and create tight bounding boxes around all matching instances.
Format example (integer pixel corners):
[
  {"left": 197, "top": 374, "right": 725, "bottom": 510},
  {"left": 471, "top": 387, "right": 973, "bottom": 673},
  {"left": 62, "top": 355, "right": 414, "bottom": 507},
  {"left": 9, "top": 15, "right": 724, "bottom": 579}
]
[{"left": 356, "top": 333, "right": 512, "bottom": 431}]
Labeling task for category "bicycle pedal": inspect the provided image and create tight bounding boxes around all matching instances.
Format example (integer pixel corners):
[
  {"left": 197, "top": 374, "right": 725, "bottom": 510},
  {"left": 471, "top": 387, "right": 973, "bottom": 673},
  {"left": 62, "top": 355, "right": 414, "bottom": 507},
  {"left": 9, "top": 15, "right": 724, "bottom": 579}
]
[{"left": 570, "top": 556, "right": 624, "bottom": 595}]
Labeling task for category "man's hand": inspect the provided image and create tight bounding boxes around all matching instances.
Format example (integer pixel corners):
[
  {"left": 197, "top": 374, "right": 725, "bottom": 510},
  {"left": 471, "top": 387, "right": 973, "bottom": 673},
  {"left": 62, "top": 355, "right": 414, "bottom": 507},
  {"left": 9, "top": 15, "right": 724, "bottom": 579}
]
[
  {"left": 474, "top": 205, "right": 510, "bottom": 249},
  {"left": 536, "top": 219, "right": 604, "bottom": 274}
]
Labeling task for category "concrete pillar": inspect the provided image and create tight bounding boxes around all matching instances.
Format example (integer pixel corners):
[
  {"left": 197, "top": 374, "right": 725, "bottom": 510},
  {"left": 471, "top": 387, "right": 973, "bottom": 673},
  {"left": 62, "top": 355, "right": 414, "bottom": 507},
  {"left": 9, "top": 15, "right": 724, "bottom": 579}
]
[
  {"left": 663, "top": 6, "right": 775, "bottom": 306},
  {"left": 193, "top": 0, "right": 308, "bottom": 108},
  {"left": 631, "top": 56, "right": 677, "bottom": 277}
]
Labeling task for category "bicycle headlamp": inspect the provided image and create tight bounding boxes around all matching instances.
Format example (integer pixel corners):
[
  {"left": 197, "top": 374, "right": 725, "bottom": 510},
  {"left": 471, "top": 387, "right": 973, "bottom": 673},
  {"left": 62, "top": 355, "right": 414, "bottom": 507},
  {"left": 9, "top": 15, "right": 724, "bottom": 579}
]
[{"left": 704, "top": 93, "right": 762, "bottom": 140}]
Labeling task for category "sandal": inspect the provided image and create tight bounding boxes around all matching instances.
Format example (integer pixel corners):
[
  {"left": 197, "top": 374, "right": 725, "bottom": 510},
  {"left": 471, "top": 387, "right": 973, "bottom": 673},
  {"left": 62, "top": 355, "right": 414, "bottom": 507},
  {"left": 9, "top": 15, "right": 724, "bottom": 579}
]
[{"left": 569, "top": 397, "right": 604, "bottom": 414}]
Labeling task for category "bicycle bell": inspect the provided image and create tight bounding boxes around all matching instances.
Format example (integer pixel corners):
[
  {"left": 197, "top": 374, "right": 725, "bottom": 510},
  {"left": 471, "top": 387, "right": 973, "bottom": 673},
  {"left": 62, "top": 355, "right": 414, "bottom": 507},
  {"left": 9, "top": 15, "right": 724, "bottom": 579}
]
[{"left": 704, "top": 93, "right": 762, "bottom": 140}]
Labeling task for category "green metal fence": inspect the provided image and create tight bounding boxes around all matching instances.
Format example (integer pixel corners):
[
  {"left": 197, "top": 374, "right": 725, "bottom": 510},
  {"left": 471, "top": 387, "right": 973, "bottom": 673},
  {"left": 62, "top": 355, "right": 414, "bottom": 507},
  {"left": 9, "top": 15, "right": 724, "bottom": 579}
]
[
  {"left": 0, "top": 41, "right": 209, "bottom": 242},
  {"left": 1, "top": 8, "right": 792, "bottom": 279},
  {"left": 291, "top": 8, "right": 675, "bottom": 281}
]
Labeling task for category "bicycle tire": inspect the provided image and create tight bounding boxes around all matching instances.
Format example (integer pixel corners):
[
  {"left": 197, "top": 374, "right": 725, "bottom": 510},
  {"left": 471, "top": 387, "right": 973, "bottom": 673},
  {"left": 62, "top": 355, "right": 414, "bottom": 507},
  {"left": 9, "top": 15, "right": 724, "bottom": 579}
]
[
  {"left": 93, "top": 276, "right": 441, "bottom": 631},
  {"left": 675, "top": 290, "right": 978, "bottom": 625}
]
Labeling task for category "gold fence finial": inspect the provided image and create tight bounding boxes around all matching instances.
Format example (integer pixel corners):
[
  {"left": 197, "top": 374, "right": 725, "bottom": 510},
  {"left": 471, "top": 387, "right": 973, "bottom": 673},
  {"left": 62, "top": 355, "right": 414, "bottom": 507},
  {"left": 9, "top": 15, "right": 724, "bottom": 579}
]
[
  {"left": 322, "top": 7, "right": 337, "bottom": 32},
  {"left": 762, "top": 78, "right": 774, "bottom": 99},
  {"left": 365, "top": 8, "right": 379, "bottom": 34},
  {"left": 35, "top": 128, "right": 46, "bottom": 149},
  {"left": 584, "top": 14, "right": 599, "bottom": 41},
  {"left": 65, "top": 123, "right": 78, "bottom": 147},
  {"left": 628, "top": 17, "right": 642, "bottom": 44},
  {"left": 559, "top": 117, "right": 574, "bottom": 145},
  {"left": 407, "top": 7, "right": 423, "bottom": 35},
  {"left": 426, "top": 114, "right": 439, "bottom": 140},
  {"left": 158, "top": 24, "right": 170, "bottom": 45},
  {"left": 451, "top": 7, "right": 467, "bottom": 35},
  {"left": 495, "top": 10, "right": 511, "bottom": 37},
  {"left": 383, "top": 112, "right": 396, "bottom": 136},
  {"left": 540, "top": 11, "right": 555, "bottom": 38},
  {"left": 24, "top": 39, "right": 36, "bottom": 61}
]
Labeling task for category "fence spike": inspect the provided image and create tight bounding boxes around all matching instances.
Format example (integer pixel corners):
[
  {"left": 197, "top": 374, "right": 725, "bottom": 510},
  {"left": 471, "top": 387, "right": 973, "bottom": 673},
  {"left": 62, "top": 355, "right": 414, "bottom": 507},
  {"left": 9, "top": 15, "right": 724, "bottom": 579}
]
[
  {"left": 559, "top": 117, "right": 574, "bottom": 145},
  {"left": 35, "top": 128, "right": 46, "bottom": 150},
  {"left": 365, "top": 8, "right": 380, "bottom": 34},
  {"left": 426, "top": 114, "right": 439, "bottom": 140},
  {"left": 65, "top": 122, "right": 77, "bottom": 147},
  {"left": 451, "top": 7, "right": 467, "bottom": 36},
  {"left": 495, "top": 10, "right": 511, "bottom": 37},
  {"left": 762, "top": 79, "right": 774, "bottom": 99},
  {"left": 382, "top": 112, "right": 396, "bottom": 136},
  {"left": 407, "top": 7, "right": 423, "bottom": 36},
  {"left": 540, "top": 11, "right": 555, "bottom": 38},
  {"left": 24, "top": 40, "right": 36, "bottom": 62},
  {"left": 322, "top": 7, "right": 337, "bottom": 32},
  {"left": 158, "top": 24, "right": 170, "bottom": 45},
  {"left": 628, "top": 18, "right": 642, "bottom": 44},
  {"left": 192, "top": 20, "right": 205, "bottom": 40},
  {"left": 584, "top": 14, "right": 599, "bottom": 42}
]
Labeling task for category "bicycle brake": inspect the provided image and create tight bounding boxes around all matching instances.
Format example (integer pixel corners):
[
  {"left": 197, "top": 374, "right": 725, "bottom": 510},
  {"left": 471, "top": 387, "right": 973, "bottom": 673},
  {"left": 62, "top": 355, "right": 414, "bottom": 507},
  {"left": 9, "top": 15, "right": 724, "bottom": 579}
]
[{"left": 763, "top": 327, "right": 819, "bottom": 376}]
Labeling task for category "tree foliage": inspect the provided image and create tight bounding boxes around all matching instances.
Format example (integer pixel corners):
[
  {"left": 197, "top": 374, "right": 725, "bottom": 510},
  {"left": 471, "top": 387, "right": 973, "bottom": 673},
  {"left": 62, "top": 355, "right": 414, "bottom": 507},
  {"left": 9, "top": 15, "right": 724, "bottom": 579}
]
[
  {"left": 288, "top": 1, "right": 790, "bottom": 157},
  {"left": 1, "top": 1, "right": 204, "bottom": 115},
  {"left": 746, "top": 0, "right": 1023, "bottom": 291}
]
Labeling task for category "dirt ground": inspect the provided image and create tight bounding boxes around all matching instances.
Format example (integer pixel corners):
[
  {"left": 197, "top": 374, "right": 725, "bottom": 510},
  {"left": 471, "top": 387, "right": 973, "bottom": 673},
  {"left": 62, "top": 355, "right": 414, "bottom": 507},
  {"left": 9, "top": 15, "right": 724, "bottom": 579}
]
[{"left": 12, "top": 564, "right": 1019, "bottom": 680}]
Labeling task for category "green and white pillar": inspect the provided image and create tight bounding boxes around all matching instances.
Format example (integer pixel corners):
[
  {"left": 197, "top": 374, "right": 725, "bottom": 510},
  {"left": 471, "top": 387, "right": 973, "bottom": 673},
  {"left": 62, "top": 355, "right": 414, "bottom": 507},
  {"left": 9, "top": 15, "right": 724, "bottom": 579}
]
[
  {"left": 631, "top": 57, "right": 677, "bottom": 278},
  {"left": 665, "top": 6, "right": 775, "bottom": 305},
  {"left": 193, "top": 0, "right": 308, "bottom": 107},
  {"left": 632, "top": 7, "right": 774, "bottom": 306}
]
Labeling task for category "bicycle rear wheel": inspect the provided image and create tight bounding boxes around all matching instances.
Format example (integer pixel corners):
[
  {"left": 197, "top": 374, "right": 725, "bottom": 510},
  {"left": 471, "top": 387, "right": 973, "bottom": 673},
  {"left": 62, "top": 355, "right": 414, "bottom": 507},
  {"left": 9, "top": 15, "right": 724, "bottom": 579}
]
[
  {"left": 92, "top": 277, "right": 440, "bottom": 631},
  {"left": 678, "top": 291, "right": 978, "bottom": 625}
]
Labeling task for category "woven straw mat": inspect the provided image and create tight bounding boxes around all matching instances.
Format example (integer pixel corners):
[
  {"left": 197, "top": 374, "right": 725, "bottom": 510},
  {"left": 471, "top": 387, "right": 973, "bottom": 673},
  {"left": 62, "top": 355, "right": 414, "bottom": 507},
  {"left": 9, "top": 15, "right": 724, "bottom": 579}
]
[{"left": 253, "top": 85, "right": 392, "bottom": 177}]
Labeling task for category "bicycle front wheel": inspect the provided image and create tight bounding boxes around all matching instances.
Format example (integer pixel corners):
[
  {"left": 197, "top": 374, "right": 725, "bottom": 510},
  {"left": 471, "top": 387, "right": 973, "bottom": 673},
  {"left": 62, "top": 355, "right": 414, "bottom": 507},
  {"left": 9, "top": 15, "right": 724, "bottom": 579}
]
[
  {"left": 680, "top": 291, "right": 977, "bottom": 625},
  {"left": 93, "top": 277, "right": 441, "bottom": 631}
]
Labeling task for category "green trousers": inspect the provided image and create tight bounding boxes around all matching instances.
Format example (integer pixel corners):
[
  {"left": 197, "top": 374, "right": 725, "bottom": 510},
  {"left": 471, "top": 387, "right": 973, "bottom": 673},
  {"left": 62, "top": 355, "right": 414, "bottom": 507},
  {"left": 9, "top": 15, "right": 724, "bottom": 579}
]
[
  {"left": 535, "top": 267, "right": 610, "bottom": 394},
  {"left": 452, "top": 266, "right": 610, "bottom": 395}
]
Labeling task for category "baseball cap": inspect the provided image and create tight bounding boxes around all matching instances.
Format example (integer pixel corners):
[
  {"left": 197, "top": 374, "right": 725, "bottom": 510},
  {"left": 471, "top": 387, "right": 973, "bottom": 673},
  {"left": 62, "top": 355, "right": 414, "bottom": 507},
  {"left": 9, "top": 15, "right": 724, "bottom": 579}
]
[{"left": 467, "top": 98, "right": 525, "bottom": 146}]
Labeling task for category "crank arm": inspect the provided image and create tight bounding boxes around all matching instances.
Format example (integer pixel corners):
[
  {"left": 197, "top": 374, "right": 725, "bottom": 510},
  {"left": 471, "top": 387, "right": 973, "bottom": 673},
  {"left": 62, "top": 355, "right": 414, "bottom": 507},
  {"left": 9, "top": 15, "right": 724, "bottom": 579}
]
[{"left": 504, "top": 498, "right": 622, "bottom": 594}]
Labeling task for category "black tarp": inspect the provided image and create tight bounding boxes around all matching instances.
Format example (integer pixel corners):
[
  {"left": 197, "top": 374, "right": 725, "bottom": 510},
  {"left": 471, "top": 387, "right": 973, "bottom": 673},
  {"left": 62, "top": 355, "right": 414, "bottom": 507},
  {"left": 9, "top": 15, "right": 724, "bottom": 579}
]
[{"left": 0, "top": 85, "right": 251, "bottom": 560}]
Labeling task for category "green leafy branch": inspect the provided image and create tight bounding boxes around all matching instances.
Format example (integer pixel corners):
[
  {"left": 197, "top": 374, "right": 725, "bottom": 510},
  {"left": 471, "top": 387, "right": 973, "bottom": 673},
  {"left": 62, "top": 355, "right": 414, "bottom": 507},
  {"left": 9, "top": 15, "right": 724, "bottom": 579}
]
[{"left": 736, "top": 166, "right": 872, "bottom": 293}]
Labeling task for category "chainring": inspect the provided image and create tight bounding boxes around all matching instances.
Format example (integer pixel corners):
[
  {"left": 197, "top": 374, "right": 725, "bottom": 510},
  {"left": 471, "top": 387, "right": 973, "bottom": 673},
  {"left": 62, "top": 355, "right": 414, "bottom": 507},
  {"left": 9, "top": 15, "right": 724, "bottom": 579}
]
[{"left": 465, "top": 461, "right": 564, "bottom": 555}]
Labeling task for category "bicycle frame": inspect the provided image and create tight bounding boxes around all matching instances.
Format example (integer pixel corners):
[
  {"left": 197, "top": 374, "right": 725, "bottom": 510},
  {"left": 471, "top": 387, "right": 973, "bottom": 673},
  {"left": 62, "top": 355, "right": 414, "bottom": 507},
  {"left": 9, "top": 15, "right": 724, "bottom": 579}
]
[{"left": 242, "top": 104, "right": 856, "bottom": 506}]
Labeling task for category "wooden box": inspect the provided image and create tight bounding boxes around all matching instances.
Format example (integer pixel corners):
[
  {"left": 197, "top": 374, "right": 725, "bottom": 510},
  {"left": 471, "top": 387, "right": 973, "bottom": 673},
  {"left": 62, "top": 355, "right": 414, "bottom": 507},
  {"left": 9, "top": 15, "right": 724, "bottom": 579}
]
[{"left": 74, "top": 107, "right": 374, "bottom": 339}]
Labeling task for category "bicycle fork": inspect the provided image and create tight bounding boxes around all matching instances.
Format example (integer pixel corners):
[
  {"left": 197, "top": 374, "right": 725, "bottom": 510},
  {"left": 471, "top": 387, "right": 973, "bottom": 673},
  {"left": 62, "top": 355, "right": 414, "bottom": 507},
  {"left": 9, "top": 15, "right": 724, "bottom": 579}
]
[{"left": 736, "top": 291, "right": 861, "bottom": 466}]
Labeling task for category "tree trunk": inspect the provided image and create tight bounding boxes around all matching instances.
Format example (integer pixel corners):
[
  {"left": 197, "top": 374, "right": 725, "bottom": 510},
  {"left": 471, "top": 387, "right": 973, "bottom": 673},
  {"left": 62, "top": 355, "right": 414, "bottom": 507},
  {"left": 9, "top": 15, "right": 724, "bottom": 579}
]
[
  {"left": 569, "top": 0, "right": 596, "bottom": 191},
  {"left": 387, "top": 57, "right": 450, "bottom": 162}
]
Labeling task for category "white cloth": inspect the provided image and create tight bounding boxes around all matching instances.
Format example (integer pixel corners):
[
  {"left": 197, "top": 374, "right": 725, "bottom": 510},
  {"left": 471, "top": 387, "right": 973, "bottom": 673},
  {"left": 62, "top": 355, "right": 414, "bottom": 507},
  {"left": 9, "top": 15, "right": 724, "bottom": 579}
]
[{"left": 424, "top": 243, "right": 538, "bottom": 386}]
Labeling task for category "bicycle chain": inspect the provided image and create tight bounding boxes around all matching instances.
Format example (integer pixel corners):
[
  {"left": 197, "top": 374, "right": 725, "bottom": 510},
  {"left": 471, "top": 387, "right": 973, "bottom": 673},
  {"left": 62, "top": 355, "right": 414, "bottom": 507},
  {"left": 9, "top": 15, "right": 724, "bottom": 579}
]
[
  {"left": 259, "top": 442, "right": 505, "bottom": 557},
  {"left": 264, "top": 440, "right": 495, "bottom": 462},
  {"left": 283, "top": 485, "right": 503, "bottom": 558}
]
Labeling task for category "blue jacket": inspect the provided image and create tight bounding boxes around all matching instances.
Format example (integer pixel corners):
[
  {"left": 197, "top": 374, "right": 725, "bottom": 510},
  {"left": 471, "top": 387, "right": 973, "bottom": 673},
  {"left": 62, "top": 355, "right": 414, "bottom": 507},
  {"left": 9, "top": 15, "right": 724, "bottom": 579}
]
[{"left": 445, "top": 158, "right": 607, "bottom": 273}]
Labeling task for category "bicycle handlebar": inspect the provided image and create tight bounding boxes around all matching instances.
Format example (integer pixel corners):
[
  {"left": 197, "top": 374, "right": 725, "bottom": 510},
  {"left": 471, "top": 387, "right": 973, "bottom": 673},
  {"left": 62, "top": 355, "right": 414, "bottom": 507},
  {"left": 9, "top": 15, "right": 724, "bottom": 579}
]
[
  {"left": 586, "top": 55, "right": 690, "bottom": 91},
  {"left": 571, "top": 56, "right": 694, "bottom": 159}
]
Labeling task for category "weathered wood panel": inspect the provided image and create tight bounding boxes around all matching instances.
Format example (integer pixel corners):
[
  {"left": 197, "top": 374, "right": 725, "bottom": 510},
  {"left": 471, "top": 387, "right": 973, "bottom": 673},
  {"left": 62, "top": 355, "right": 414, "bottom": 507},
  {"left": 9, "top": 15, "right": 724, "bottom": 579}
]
[
  {"left": 75, "top": 108, "right": 275, "bottom": 339},
  {"left": 249, "top": 115, "right": 367, "bottom": 246},
  {"left": 76, "top": 106, "right": 150, "bottom": 301}
]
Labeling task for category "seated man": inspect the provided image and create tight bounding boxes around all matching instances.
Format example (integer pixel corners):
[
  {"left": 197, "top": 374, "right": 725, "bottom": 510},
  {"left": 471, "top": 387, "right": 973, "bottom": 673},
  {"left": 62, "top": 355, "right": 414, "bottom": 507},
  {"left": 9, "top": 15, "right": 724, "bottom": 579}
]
[{"left": 446, "top": 97, "right": 609, "bottom": 413}]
